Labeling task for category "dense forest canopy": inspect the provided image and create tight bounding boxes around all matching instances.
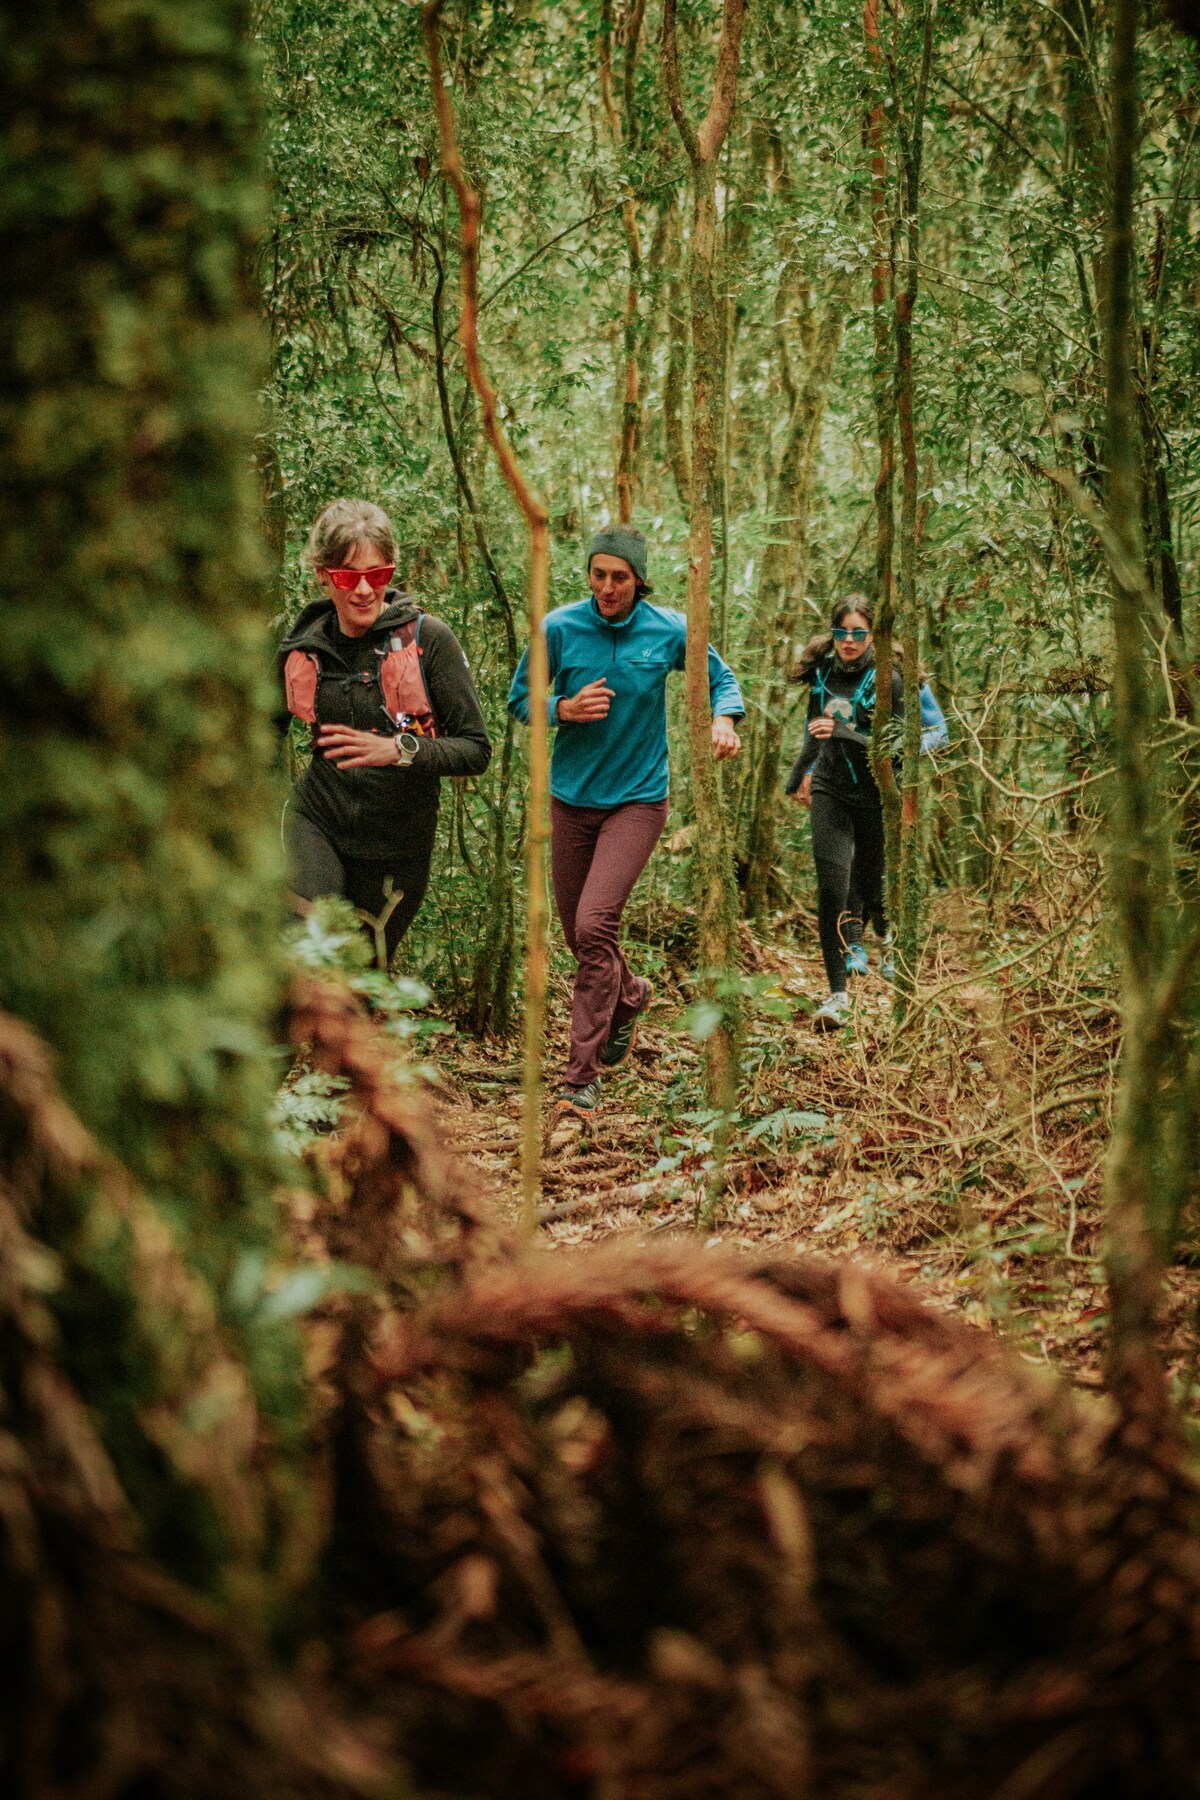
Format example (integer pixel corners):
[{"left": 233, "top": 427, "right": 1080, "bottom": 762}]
[{"left": 259, "top": 0, "right": 1199, "bottom": 1007}]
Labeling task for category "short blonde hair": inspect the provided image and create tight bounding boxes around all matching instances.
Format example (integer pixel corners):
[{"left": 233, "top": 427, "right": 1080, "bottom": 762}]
[{"left": 301, "top": 498, "right": 396, "bottom": 571}]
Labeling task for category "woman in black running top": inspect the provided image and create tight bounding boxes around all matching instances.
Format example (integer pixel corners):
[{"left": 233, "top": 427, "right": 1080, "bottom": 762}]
[
  {"left": 279, "top": 499, "right": 491, "bottom": 965},
  {"left": 785, "top": 595, "right": 946, "bottom": 1031}
]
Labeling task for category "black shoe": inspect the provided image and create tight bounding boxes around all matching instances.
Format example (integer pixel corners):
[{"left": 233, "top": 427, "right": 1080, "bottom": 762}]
[{"left": 600, "top": 980, "right": 656, "bottom": 1068}]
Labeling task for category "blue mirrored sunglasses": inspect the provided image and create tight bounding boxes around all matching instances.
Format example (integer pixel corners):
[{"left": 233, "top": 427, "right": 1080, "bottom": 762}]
[{"left": 832, "top": 627, "right": 870, "bottom": 643}]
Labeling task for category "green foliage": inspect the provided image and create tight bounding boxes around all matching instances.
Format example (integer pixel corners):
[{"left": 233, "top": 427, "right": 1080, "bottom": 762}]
[
  {"left": 745, "top": 1106, "right": 829, "bottom": 1143},
  {"left": 269, "top": 1064, "right": 349, "bottom": 1156}
]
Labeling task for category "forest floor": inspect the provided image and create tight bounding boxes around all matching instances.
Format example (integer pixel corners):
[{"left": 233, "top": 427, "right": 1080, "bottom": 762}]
[{"left": 426, "top": 892, "right": 1200, "bottom": 1415}]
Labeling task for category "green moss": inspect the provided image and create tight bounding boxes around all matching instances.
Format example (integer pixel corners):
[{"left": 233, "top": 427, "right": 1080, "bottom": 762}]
[{"left": 0, "top": 2, "right": 296, "bottom": 1581}]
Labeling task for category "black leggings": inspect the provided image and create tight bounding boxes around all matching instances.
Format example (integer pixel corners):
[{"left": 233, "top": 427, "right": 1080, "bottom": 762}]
[
  {"left": 287, "top": 809, "right": 435, "bottom": 968},
  {"left": 810, "top": 788, "right": 887, "bottom": 992}
]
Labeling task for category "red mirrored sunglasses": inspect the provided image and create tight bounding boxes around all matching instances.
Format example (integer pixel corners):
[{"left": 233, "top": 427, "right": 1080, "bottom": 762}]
[{"left": 319, "top": 564, "right": 395, "bottom": 592}]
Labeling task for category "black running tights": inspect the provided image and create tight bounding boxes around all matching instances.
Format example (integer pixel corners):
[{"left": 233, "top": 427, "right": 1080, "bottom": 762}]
[
  {"left": 287, "top": 810, "right": 434, "bottom": 968},
  {"left": 809, "top": 788, "right": 887, "bottom": 992}
]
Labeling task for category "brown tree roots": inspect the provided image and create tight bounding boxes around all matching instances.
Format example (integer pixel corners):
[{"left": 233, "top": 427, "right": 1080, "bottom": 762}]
[
  {"left": 0, "top": 1006, "right": 392, "bottom": 1799},
  {"left": 291, "top": 981, "right": 1200, "bottom": 1800},
  {"left": 4, "top": 982, "right": 1200, "bottom": 1796}
]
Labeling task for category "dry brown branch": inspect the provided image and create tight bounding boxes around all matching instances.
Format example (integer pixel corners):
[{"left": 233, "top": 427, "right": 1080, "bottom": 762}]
[
  {"left": 352, "top": 1213, "right": 1200, "bottom": 1797},
  {"left": 286, "top": 977, "right": 503, "bottom": 1282}
]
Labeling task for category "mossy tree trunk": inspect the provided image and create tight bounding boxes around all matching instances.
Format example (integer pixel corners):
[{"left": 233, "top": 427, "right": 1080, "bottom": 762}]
[
  {"left": 0, "top": 0, "right": 284, "bottom": 1270},
  {"left": 0, "top": 0, "right": 294, "bottom": 1585},
  {"left": 864, "top": 0, "right": 901, "bottom": 893},
  {"left": 887, "top": 0, "right": 935, "bottom": 1013},
  {"left": 599, "top": 0, "right": 649, "bottom": 525},
  {"left": 1099, "top": 0, "right": 1178, "bottom": 1415},
  {"left": 742, "top": 249, "right": 850, "bottom": 921},
  {"left": 662, "top": 0, "right": 748, "bottom": 1126}
]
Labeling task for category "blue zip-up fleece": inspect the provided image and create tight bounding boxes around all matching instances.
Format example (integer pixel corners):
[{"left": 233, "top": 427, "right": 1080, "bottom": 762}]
[{"left": 508, "top": 597, "right": 745, "bottom": 809}]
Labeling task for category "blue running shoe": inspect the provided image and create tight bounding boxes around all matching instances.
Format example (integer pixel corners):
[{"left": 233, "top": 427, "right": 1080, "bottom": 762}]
[{"left": 845, "top": 944, "right": 869, "bottom": 978}]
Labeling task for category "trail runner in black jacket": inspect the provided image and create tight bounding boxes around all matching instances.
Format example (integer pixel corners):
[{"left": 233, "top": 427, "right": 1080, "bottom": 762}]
[
  {"left": 785, "top": 594, "right": 946, "bottom": 1031},
  {"left": 279, "top": 499, "right": 491, "bottom": 964}
]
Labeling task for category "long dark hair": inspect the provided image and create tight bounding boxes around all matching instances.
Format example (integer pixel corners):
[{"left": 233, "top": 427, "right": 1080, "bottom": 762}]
[{"left": 791, "top": 594, "right": 875, "bottom": 683}]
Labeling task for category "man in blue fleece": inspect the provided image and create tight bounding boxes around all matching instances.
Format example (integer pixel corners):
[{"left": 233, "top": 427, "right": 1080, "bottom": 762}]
[{"left": 509, "top": 528, "right": 744, "bottom": 1115}]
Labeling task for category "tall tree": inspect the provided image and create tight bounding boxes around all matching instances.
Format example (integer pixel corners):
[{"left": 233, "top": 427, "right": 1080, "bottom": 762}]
[
  {"left": 0, "top": 0, "right": 283, "bottom": 1262},
  {"left": 661, "top": 0, "right": 748, "bottom": 1118},
  {"left": 887, "top": 0, "right": 935, "bottom": 1009},
  {"left": 423, "top": 0, "right": 551, "bottom": 1225},
  {"left": 1099, "top": 0, "right": 1180, "bottom": 1414},
  {"left": 0, "top": 0, "right": 291, "bottom": 1576},
  {"left": 599, "top": 0, "right": 649, "bottom": 524},
  {"left": 864, "top": 0, "right": 902, "bottom": 880}
]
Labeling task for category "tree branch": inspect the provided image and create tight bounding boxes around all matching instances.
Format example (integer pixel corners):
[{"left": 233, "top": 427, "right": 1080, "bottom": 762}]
[
  {"left": 662, "top": 0, "right": 749, "bottom": 168},
  {"left": 660, "top": 0, "right": 700, "bottom": 166}
]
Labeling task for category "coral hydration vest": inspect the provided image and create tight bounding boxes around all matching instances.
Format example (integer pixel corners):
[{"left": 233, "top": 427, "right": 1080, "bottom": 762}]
[{"left": 283, "top": 613, "right": 439, "bottom": 737}]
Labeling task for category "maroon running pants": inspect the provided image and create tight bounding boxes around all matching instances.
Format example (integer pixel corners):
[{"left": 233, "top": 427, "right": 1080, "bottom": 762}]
[{"left": 550, "top": 797, "right": 668, "bottom": 1086}]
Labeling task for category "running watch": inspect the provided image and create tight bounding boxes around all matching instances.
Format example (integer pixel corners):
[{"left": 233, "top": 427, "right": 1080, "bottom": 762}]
[{"left": 393, "top": 730, "right": 419, "bottom": 767}]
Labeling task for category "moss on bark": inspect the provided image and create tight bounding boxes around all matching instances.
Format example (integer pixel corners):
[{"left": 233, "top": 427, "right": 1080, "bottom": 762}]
[
  {"left": 0, "top": 2, "right": 295, "bottom": 1583},
  {"left": 0, "top": 0, "right": 285, "bottom": 1272}
]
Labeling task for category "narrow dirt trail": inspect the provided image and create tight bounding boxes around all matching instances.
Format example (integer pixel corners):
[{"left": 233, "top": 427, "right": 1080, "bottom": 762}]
[{"left": 433, "top": 910, "right": 1200, "bottom": 1407}]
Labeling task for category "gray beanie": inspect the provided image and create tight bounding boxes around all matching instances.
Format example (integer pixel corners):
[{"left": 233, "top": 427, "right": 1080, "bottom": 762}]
[{"left": 587, "top": 527, "right": 652, "bottom": 591}]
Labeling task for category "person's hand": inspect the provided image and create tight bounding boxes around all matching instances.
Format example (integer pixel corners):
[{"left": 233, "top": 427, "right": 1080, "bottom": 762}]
[
  {"left": 557, "top": 678, "right": 614, "bottom": 723},
  {"left": 791, "top": 771, "right": 813, "bottom": 808},
  {"left": 317, "top": 725, "right": 405, "bottom": 769},
  {"left": 807, "top": 714, "right": 836, "bottom": 740},
  {"left": 712, "top": 715, "right": 741, "bottom": 761}
]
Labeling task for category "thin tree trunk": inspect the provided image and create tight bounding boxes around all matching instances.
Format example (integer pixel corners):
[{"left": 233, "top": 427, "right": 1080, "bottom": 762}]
[
  {"left": 743, "top": 293, "right": 850, "bottom": 918},
  {"left": 635, "top": 197, "right": 672, "bottom": 501},
  {"left": 599, "top": 0, "right": 647, "bottom": 522},
  {"left": 1139, "top": 208, "right": 1187, "bottom": 655},
  {"left": 1100, "top": 0, "right": 1175, "bottom": 1417},
  {"left": 423, "top": 0, "right": 550, "bottom": 1230},
  {"left": 864, "top": 0, "right": 901, "bottom": 891},
  {"left": 662, "top": 193, "right": 693, "bottom": 509},
  {"left": 889, "top": 0, "right": 935, "bottom": 1012},
  {"left": 427, "top": 245, "right": 520, "bottom": 1033},
  {"left": 712, "top": 126, "right": 763, "bottom": 659},
  {"left": 662, "top": 0, "right": 747, "bottom": 1143}
]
